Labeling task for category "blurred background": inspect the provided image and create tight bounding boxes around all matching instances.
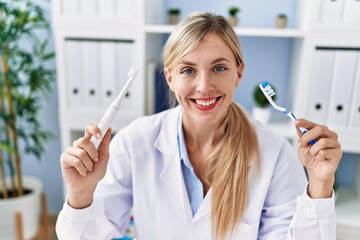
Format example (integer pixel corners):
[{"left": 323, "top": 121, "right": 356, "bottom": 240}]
[{"left": 1, "top": 0, "right": 359, "bottom": 239}]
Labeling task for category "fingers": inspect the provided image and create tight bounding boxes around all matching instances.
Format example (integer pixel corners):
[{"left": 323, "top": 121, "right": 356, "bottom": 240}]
[
  {"left": 295, "top": 119, "right": 338, "bottom": 146},
  {"left": 295, "top": 118, "right": 317, "bottom": 131},
  {"left": 314, "top": 148, "right": 342, "bottom": 163},
  {"left": 296, "top": 119, "right": 342, "bottom": 168},
  {"left": 84, "top": 124, "right": 103, "bottom": 140},
  {"left": 61, "top": 124, "right": 111, "bottom": 177},
  {"left": 294, "top": 118, "right": 317, "bottom": 139},
  {"left": 73, "top": 137, "right": 98, "bottom": 162},
  {"left": 61, "top": 124, "right": 101, "bottom": 176},
  {"left": 307, "top": 138, "right": 341, "bottom": 156},
  {"left": 61, "top": 147, "right": 94, "bottom": 176}
]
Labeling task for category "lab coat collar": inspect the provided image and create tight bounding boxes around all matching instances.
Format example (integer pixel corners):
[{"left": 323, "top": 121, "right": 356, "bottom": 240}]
[
  {"left": 154, "top": 106, "right": 193, "bottom": 225},
  {"left": 154, "top": 106, "right": 212, "bottom": 225},
  {"left": 153, "top": 106, "right": 180, "bottom": 156}
]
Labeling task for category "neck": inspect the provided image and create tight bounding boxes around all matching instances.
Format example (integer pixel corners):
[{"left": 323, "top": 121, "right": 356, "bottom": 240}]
[{"left": 182, "top": 116, "right": 226, "bottom": 153}]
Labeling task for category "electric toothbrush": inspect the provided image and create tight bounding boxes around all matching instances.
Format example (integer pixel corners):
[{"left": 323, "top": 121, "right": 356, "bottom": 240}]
[{"left": 90, "top": 67, "right": 139, "bottom": 149}]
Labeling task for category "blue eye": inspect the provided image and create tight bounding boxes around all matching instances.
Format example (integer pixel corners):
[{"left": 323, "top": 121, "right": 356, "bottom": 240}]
[
  {"left": 214, "top": 65, "right": 226, "bottom": 72},
  {"left": 182, "top": 68, "right": 193, "bottom": 75}
]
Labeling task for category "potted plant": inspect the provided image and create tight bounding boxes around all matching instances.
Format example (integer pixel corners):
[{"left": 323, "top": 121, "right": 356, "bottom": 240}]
[
  {"left": 252, "top": 83, "right": 277, "bottom": 124},
  {"left": 168, "top": 8, "right": 181, "bottom": 25},
  {"left": 275, "top": 13, "right": 288, "bottom": 28},
  {"left": 0, "top": 0, "right": 55, "bottom": 239},
  {"left": 228, "top": 6, "right": 240, "bottom": 27}
]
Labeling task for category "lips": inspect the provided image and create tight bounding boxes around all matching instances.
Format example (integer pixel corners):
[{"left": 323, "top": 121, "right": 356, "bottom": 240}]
[{"left": 192, "top": 96, "right": 222, "bottom": 111}]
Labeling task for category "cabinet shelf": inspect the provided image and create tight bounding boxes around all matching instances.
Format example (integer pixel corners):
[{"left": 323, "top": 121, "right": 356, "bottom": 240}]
[
  {"left": 234, "top": 28, "right": 305, "bottom": 38},
  {"left": 145, "top": 24, "right": 306, "bottom": 38}
]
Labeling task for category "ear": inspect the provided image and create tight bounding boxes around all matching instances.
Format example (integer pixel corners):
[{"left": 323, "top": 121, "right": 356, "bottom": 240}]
[
  {"left": 164, "top": 67, "right": 175, "bottom": 92},
  {"left": 235, "top": 64, "right": 243, "bottom": 87}
]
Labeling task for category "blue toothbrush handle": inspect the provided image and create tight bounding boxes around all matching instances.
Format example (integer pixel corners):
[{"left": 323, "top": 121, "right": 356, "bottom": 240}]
[
  {"left": 298, "top": 127, "right": 317, "bottom": 145},
  {"left": 284, "top": 111, "right": 317, "bottom": 145}
]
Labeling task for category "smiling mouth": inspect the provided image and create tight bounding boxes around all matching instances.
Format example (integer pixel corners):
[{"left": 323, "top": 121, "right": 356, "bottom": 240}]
[{"left": 192, "top": 96, "right": 222, "bottom": 106}]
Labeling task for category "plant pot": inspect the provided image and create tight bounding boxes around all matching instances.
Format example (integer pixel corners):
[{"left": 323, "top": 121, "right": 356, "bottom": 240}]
[
  {"left": 168, "top": 14, "right": 180, "bottom": 25},
  {"left": 275, "top": 17, "right": 287, "bottom": 28},
  {"left": 252, "top": 107, "right": 271, "bottom": 125},
  {"left": 0, "top": 176, "right": 42, "bottom": 240},
  {"left": 228, "top": 16, "right": 238, "bottom": 27}
]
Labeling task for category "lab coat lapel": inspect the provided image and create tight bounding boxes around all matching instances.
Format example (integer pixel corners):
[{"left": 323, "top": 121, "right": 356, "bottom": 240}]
[
  {"left": 154, "top": 107, "right": 193, "bottom": 225},
  {"left": 192, "top": 188, "right": 212, "bottom": 224}
]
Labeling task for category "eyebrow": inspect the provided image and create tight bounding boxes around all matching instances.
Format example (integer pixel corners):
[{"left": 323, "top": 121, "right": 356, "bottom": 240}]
[
  {"left": 178, "top": 57, "right": 231, "bottom": 66},
  {"left": 211, "top": 57, "right": 231, "bottom": 64}
]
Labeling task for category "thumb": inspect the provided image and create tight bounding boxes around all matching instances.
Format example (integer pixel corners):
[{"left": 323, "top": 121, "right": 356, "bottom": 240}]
[{"left": 98, "top": 128, "right": 112, "bottom": 161}]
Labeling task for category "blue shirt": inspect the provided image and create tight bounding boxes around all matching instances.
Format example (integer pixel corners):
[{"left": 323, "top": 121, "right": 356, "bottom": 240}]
[{"left": 177, "top": 112, "right": 204, "bottom": 216}]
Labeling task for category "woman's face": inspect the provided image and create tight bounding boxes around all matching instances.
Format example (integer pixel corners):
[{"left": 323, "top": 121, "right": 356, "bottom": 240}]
[{"left": 165, "top": 33, "right": 242, "bottom": 127}]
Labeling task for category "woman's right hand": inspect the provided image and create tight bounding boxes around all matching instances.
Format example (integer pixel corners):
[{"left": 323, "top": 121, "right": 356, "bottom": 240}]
[{"left": 60, "top": 124, "right": 112, "bottom": 209}]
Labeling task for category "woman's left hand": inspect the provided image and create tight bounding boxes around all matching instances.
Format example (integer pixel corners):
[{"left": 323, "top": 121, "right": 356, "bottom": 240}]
[{"left": 295, "top": 118, "right": 343, "bottom": 199}]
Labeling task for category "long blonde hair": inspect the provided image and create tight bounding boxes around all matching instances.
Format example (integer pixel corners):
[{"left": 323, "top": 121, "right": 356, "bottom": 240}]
[{"left": 162, "top": 13, "right": 260, "bottom": 239}]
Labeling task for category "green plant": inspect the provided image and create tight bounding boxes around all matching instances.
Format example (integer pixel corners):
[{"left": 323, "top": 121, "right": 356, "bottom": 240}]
[
  {"left": 168, "top": 8, "right": 180, "bottom": 15},
  {"left": 277, "top": 13, "right": 287, "bottom": 19},
  {"left": 0, "top": 0, "right": 55, "bottom": 199},
  {"left": 228, "top": 6, "right": 240, "bottom": 17},
  {"left": 253, "top": 83, "right": 277, "bottom": 108}
]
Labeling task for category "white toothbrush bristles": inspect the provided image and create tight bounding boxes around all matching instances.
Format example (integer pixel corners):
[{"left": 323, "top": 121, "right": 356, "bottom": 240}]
[
  {"left": 128, "top": 67, "right": 138, "bottom": 78},
  {"left": 259, "top": 81, "right": 286, "bottom": 112},
  {"left": 263, "top": 84, "right": 276, "bottom": 98}
]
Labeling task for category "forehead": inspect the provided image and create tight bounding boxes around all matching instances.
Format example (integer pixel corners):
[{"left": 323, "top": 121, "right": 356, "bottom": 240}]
[
  {"left": 180, "top": 33, "right": 235, "bottom": 62},
  {"left": 202, "top": 33, "right": 229, "bottom": 47}
]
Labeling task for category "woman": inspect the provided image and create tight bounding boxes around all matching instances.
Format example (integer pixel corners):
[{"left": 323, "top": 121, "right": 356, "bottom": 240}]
[{"left": 56, "top": 13, "right": 342, "bottom": 240}]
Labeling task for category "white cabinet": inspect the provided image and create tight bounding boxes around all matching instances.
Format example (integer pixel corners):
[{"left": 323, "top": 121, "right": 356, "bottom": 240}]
[
  {"left": 276, "top": 1, "right": 360, "bottom": 238},
  {"left": 52, "top": 0, "right": 360, "bottom": 238},
  {"left": 52, "top": 0, "right": 146, "bottom": 154}
]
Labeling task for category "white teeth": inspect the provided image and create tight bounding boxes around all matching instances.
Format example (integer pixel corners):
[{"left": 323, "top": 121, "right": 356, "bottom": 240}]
[{"left": 195, "top": 98, "right": 217, "bottom": 106}]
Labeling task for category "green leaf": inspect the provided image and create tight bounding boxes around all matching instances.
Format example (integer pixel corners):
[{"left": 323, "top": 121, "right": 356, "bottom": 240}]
[
  {"left": 0, "top": 0, "right": 55, "bottom": 190},
  {"left": 42, "top": 52, "right": 55, "bottom": 61}
]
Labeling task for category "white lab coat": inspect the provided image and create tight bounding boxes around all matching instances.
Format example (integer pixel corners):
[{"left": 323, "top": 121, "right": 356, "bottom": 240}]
[{"left": 56, "top": 106, "right": 336, "bottom": 240}]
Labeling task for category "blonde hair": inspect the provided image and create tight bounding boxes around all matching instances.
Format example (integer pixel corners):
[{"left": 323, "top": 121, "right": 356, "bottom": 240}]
[
  {"left": 206, "top": 102, "right": 259, "bottom": 239},
  {"left": 162, "top": 13, "right": 260, "bottom": 239}
]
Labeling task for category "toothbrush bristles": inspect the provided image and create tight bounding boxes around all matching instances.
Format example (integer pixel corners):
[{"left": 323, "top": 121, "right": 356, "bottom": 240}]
[
  {"left": 127, "top": 67, "right": 138, "bottom": 78},
  {"left": 264, "top": 85, "right": 276, "bottom": 98}
]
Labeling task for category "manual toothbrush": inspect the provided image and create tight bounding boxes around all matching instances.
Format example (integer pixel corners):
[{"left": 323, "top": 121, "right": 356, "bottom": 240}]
[{"left": 259, "top": 81, "right": 317, "bottom": 145}]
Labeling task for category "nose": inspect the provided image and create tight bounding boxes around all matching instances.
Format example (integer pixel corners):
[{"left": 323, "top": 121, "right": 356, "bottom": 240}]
[{"left": 196, "top": 71, "right": 214, "bottom": 93}]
